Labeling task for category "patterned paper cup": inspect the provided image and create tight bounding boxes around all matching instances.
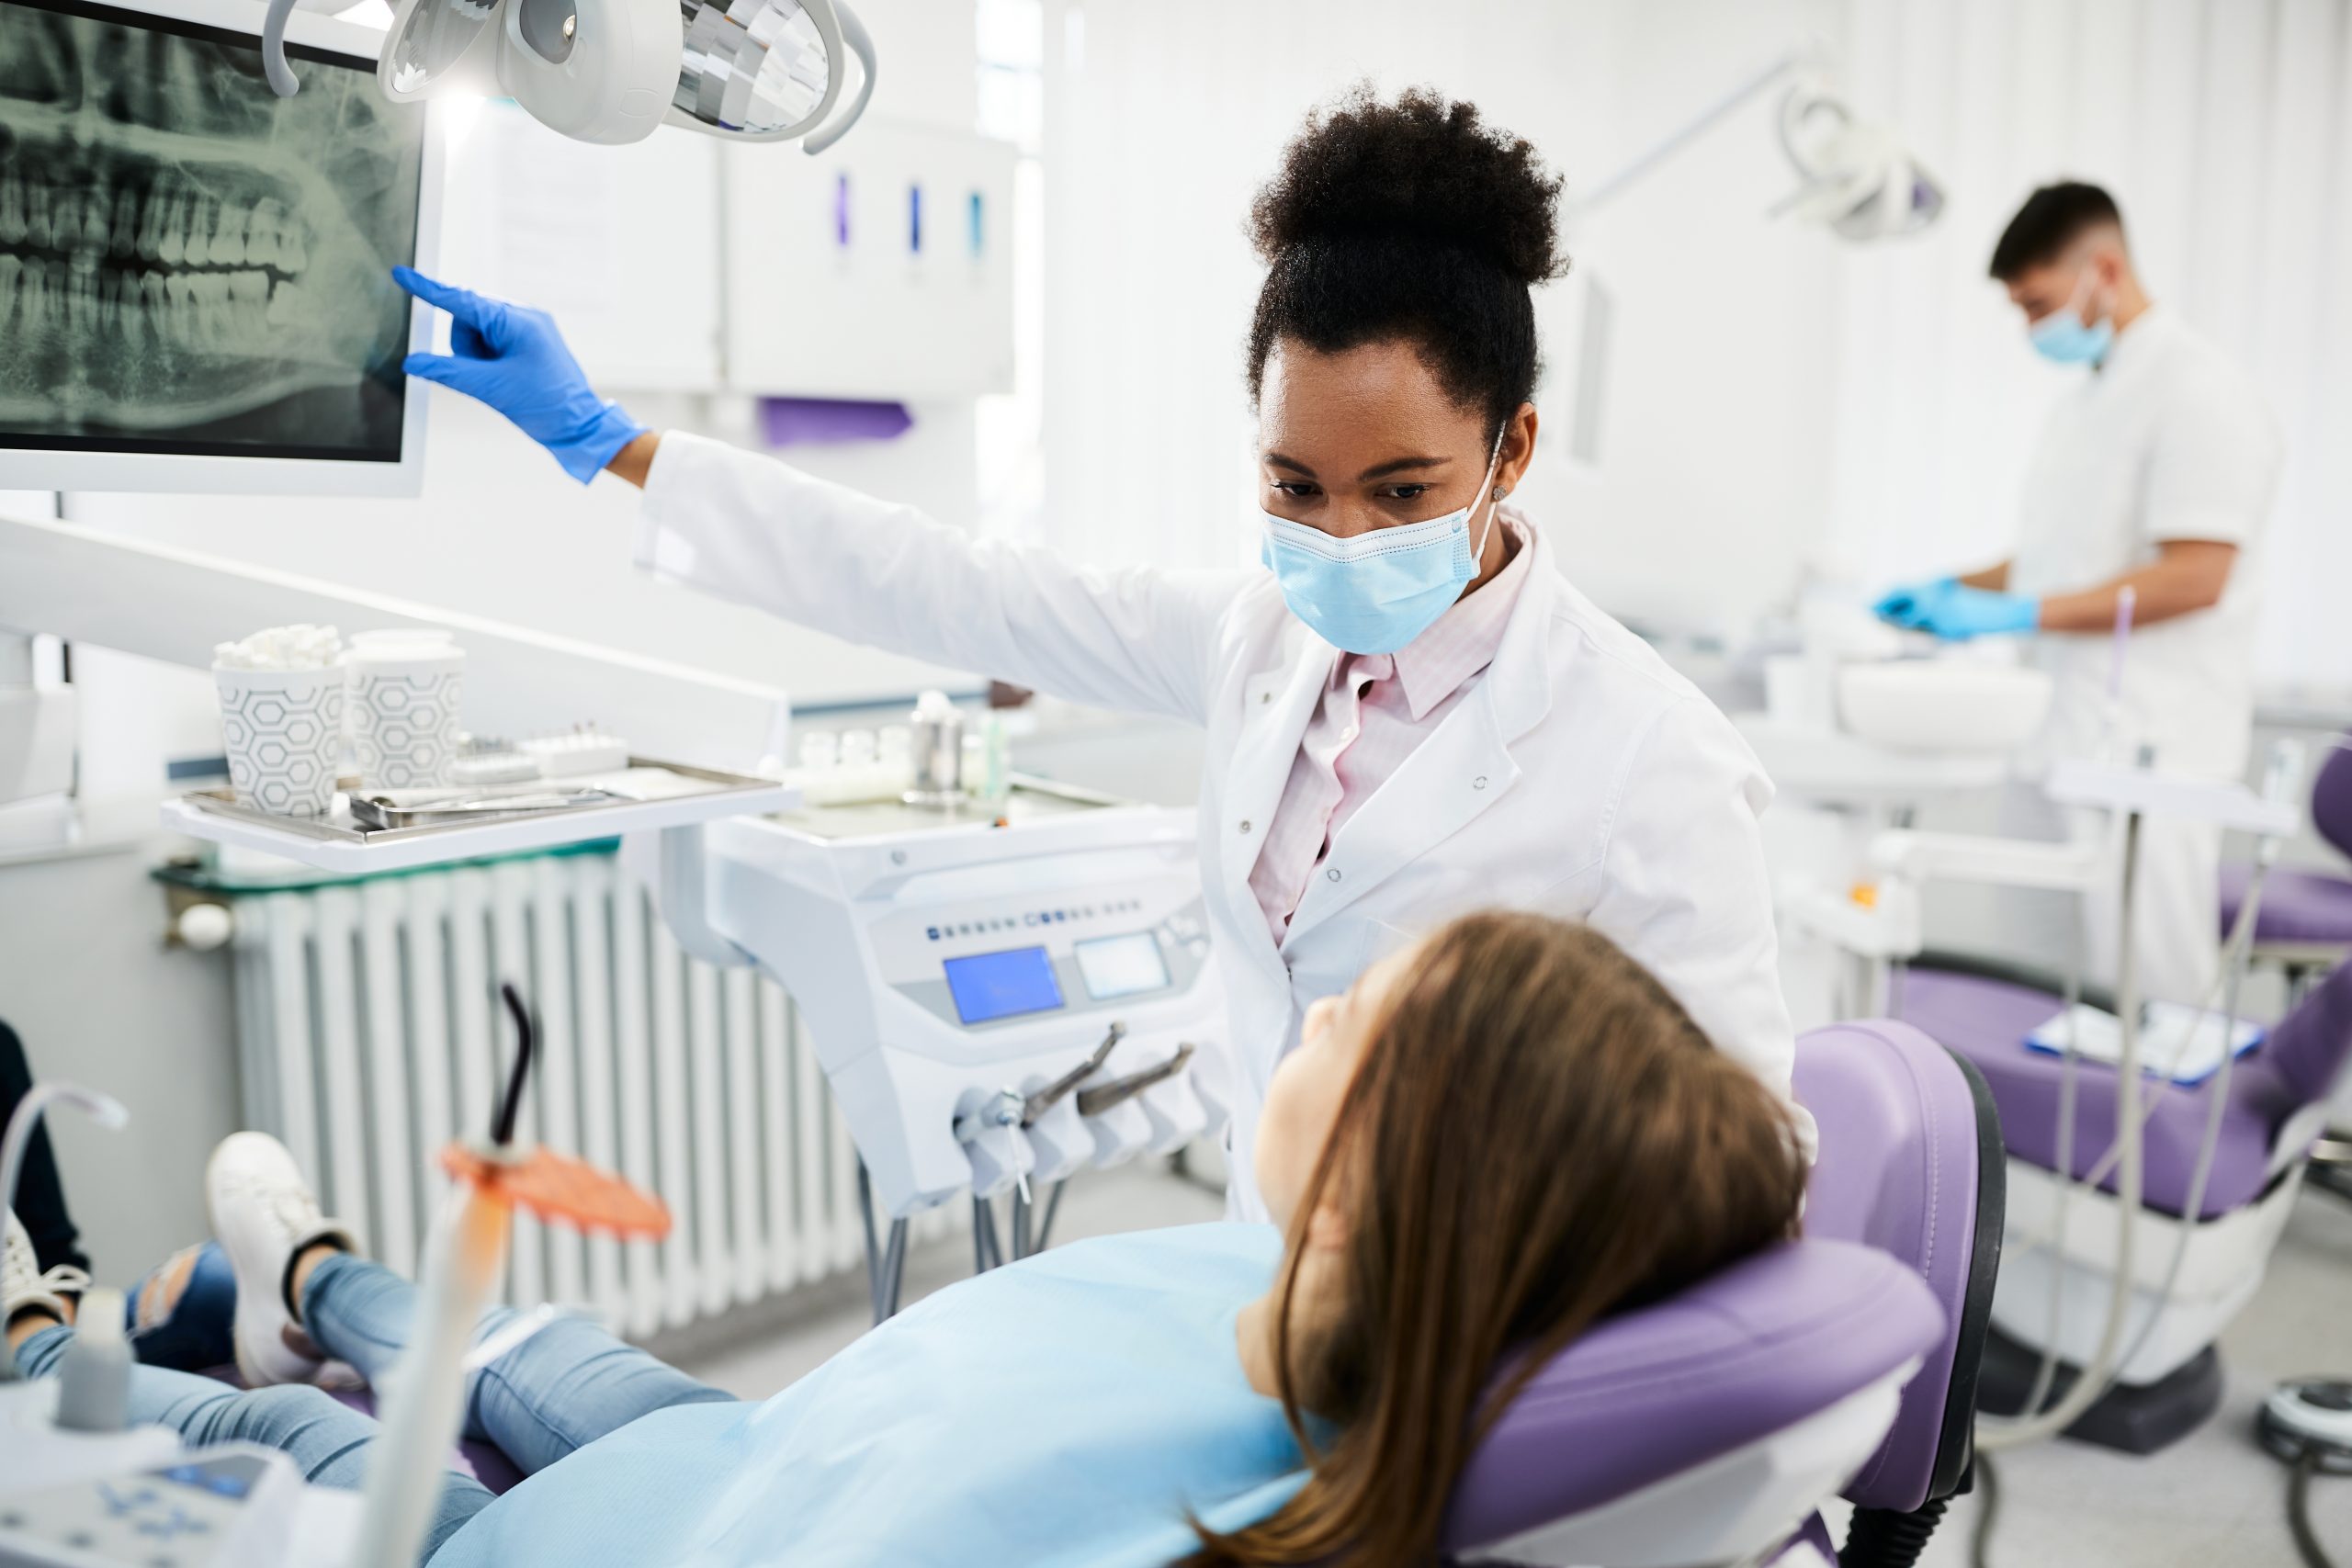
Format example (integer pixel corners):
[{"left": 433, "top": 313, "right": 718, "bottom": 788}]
[
  {"left": 347, "top": 629, "right": 466, "bottom": 789},
  {"left": 215, "top": 665, "right": 347, "bottom": 818}
]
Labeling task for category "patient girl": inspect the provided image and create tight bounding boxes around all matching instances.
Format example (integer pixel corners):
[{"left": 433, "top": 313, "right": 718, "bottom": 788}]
[{"left": 3, "top": 911, "right": 1804, "bottom": 1567}]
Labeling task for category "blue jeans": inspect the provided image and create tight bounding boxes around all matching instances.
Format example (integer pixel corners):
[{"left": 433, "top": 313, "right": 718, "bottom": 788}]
[
  {"left": 124, "top": 1242, "right": 237, "bottom": 1371},
  {"left": 17, "top": 1253, "right": 734, "bottom": 1563}
]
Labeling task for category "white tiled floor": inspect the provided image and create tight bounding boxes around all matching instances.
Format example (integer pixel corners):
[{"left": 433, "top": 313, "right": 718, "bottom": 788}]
[{"left": 671, "top": 1168, "right": 2352, "bottom": 1568}]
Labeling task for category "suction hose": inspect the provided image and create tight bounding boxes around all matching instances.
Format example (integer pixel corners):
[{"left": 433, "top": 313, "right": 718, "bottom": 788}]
[
  {"left": 1975, "top": 809, "right": 2146, "bottom": 1450},
  {"left": 0, "top": 1082, "right": 130, "bottom": 1382}
]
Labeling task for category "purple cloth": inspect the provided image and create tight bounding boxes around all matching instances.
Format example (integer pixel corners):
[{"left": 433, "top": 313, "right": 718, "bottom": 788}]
[
  {"left": 1795, "top": 1020, "right": 1986, "bottom": 1516},
  {"left": 2222, "top": 863, "right": 2352, "bottom": 946},
  {"left": 328, "top": 1385, "right": 526, "bottom": 1494},
  {"left": 1896, "top": 962, "right": 2352, "bottom": 1219},
  {"left": 1441, "top": 1241, "right": 1940, "bottom": 1551},
  {"left": 757, "top": 396, "right": 913, "bottom": 446}
]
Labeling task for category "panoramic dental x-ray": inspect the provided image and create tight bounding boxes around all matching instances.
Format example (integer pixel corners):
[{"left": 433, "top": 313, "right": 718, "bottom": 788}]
[{"left": 0, "top": 2, "right": 424, "bottom": 457}]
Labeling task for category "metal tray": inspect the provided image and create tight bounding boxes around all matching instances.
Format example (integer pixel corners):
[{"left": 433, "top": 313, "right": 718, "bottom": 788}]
[{"left": 163, "top": 759, "right": 799, "bottom": 874}]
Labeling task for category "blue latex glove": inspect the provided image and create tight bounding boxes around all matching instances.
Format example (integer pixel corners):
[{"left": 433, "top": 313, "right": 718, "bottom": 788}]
[
  {"left": 1872, "top": 577, "right": 2041, "bottom": 640},
  {"left": 393, "top": 266, "right": 646, "bottom": 484}
]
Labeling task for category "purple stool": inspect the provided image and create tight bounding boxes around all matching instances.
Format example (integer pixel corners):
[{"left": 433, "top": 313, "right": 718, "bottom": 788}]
[
  {"left": 1894, "top": 956, "right": 2352, "bottom": 1450},
  {"left": 202, "top": 1022, "right": 1992, "bottom": 1567}
]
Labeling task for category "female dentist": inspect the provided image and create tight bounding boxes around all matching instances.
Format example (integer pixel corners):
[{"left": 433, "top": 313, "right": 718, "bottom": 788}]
[{"left": 395, "top": 88, "right": 1808, "bottom": 1215}]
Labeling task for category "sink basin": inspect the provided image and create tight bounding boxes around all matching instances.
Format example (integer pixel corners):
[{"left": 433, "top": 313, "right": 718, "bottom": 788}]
[{"left": 1837, "top": 661, "right": 2054, "bottom": 753}]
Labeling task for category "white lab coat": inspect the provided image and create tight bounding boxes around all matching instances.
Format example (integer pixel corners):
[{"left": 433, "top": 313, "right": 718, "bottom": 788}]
[
  {"left": 636, "top": 433, "right": 1804, "bottom": 1218},
  {"left": 2007, "top": 307, "right": 2282, "bottom": 1003}
]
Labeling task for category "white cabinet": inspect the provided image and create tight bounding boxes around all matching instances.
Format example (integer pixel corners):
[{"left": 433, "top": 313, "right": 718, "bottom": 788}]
[{"left": 721, "top": 118, "right": 1016, "bottom": 400}]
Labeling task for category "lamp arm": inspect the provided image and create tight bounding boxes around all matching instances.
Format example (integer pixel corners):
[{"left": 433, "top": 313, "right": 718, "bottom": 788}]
[
  {"left": 803, "top": 0, "right": 876, "bottom": 154},
  {"left": 261, "top": 0, "right": 303, "bottom": 97},
  {"left": 1566, "top": 42, "right": 1824, "bottom": 220}
]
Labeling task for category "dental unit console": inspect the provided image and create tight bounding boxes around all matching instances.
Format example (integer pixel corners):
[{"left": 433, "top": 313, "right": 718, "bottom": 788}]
[{"left": 650, "top": 778, "right": 1230, "bottom": 1221}]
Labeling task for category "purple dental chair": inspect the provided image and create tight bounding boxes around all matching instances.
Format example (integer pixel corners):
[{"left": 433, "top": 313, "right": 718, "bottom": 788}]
[
  {"left": 1434, "top": 1017, "right": 2000, "bottom": 1567},
  {"left": 2220, "top": 737, "right": 2352, "bottom": 995},
  {"left": 1894, "top": 951, "right": 2352, "bottom": 1453},
  {"left": 220, "top": 1021, "right": 1996, "bottom": 1566}
]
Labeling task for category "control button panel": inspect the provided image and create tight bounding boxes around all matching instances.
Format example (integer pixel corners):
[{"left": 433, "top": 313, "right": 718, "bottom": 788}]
[
  {"left": 880, "top": 888, "right": 1215, "bottom": 1035},
  {"left": 0, "top": 1451, "right": 277, "bottom": 1567}
]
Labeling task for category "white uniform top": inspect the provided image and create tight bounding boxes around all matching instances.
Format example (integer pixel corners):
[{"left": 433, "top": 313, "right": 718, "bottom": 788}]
[
  {"left": 634, "top": 433, "right": 1807, "bottom": 1219},
  {"left": 2008, "top": 306, "right": 2282, "bottom": 781}
]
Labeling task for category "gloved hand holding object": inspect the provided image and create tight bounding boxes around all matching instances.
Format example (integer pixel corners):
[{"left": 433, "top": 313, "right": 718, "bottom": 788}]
[
  {"left": 392, "top": 267, "right": 646, "bottom": 485},
  {"left": 1873, "top": 577, "right": 2041, "bottom": 640}
]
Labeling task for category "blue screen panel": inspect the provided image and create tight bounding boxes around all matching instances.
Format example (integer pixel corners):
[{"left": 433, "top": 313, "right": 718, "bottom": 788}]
[{"left": 943, "top": 946, "right": 1065, "bottom": 1025}]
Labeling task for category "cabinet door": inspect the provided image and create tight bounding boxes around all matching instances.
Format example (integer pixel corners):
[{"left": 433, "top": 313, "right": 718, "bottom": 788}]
[{"left": 722, "top": 118, "right": 1016, "bottom": 400}]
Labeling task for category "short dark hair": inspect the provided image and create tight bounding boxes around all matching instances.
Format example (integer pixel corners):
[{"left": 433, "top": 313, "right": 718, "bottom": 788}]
[
  {"left": 1245, "top": 87, "right": 1567, "bottom": 440},
  {"left": 1989, "top": 181, "right": 2125, "bottom": 281}
]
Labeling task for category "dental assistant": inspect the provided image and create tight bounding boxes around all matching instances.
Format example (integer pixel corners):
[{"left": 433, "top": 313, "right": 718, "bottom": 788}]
[
  {"left": 395, "top": 88, "right": 1805, "bottom": 1214},
  {"left": 1876, "top": 182, "right": 2281, "bottom": 1001}
]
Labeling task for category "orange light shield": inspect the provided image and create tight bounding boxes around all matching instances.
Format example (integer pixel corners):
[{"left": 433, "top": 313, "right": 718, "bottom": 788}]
[{"left": 440, "top": 1145, "right": 672, "bottom": 1240}]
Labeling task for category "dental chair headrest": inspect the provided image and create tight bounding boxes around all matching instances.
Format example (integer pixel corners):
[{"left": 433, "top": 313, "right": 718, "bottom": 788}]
[{"left": 1439, "top": 1239, "right": 1940, "bottom": 1555}]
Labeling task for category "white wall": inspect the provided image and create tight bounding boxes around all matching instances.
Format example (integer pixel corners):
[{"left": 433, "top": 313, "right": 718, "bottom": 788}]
[
  {"left": 1825, "top": 0, "right": 2352, "bottom": 697},
  {"left": 1039, "top": 0, "right": 1848, "bottom": 639},
  {"left": 0, "top": 844, "right": 241, "bottom": 1283}
]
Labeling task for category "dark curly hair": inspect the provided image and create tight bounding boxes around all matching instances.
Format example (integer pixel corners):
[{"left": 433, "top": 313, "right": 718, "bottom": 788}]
[{"left": 1245, "top": 87, "right": 1568, "bottom": 440}]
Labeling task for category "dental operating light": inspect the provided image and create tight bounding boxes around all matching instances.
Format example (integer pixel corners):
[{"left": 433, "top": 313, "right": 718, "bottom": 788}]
[
  {"left": 261, "top": 0, "right": 876, "bottom": 151},
  {"left": 1567, "top": 43, "right": 1941, "bottom": 241}
]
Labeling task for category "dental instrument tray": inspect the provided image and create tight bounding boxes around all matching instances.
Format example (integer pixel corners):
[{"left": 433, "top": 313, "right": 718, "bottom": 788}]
[{"left": 162, "top": 761, "right": 799, "bottom": 874}]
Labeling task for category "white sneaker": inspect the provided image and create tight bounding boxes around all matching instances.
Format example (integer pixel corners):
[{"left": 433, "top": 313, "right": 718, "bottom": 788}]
[
  {"left": 204, "top": 1133, "right": 357, "bottom": 1387},
  {"left": 4, "top": 1207, "right": 90, "bottom": 1333}
]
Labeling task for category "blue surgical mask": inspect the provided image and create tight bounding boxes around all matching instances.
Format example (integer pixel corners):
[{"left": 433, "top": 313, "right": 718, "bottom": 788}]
[
  {"left": 1261, "top": 438, "right": 1504, "bottom": 655},
  {"left": 2029, "top": 265, "right": 2115, "bottom": 365}
]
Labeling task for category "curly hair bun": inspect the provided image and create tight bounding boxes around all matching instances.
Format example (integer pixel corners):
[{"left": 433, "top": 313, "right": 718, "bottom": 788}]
[{"left": 1249, "top": 85, "right": 1566, "bottom": 288}]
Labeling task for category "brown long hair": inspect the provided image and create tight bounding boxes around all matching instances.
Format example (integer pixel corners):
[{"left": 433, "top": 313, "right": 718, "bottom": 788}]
[{"left": 1186, "top": 911, "right": 1806, "bottom": 1567}]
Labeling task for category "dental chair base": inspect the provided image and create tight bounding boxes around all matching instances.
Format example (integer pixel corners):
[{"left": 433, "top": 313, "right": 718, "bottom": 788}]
[
  {"left": 1990, "top": 1156, "right": 2304, "bottom": 1389},
  {"left": 1977, "top": 1327, "right": 2222, "bottom": 1455}
]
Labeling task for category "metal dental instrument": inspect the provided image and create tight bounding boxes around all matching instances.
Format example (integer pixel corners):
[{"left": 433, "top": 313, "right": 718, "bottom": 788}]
[
  {"left": 1021, "top": 1022, "right": 1126, "bottom": 1127},
  {"left": 351, "top": 788, "right": 622, "bottom": 829},
  {"left": 1074, "top": 1043, "right": 1197, "bottom": 1120},
  {"left": 949, "top": 1021, "right": 1129, "bottom": 1147}
]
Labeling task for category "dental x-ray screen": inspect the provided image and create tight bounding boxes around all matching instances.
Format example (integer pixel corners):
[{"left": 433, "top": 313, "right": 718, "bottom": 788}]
[{"left": 0, "top": 0, "right": 424, "bottom": 462}]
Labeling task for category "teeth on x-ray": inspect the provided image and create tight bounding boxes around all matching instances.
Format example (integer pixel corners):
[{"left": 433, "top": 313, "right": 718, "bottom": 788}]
[{"left": 0, "top": 6, "right": 424, "bottom": 444}]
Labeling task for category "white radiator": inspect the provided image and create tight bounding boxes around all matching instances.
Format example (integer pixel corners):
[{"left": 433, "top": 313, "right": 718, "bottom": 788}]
[{"left": 227, "top": 847, "right": 951, "bottom": 1338}]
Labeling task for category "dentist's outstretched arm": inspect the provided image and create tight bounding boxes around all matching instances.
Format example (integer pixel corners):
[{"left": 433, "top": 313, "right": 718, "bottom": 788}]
[
  {"left": 390, "top": 268, "right": 1242, "bottom": 726},
  {"left": 394, "top": 267, "right": 649, "bottom": 484}
]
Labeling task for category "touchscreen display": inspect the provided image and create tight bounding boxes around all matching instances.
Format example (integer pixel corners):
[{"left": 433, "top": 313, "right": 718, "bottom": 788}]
[
  {"left": 943, "top": 946, "right": 1066, "bottom": 1025},
  {"left": 0, "top": 0, "right": 425, "bottom": 460},
  {"left": 1075, "top": 931, "right": 1170, "bottom": 1000}
]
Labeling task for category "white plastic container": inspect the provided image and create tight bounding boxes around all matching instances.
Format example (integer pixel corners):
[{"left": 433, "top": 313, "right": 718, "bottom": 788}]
[
  {"left": 1837, "top": 660, "right": 2054, "bottom": 753},
  {"left": 215, "top": 664, "right": 346, "bottom": 818},
  {"left": 348, "top": 629, "right": 467, "bottom": 789}
]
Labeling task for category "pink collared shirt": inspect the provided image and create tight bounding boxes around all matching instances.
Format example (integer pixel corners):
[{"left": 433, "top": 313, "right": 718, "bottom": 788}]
[{"left": 1248, "top": 513, "right": 1537, "bottom": 943}]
